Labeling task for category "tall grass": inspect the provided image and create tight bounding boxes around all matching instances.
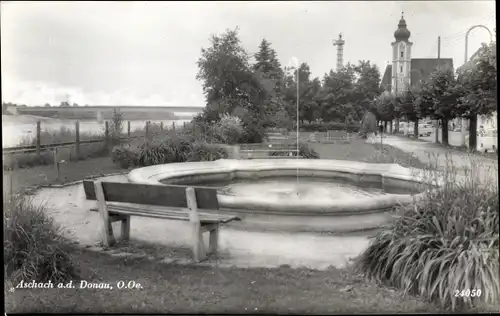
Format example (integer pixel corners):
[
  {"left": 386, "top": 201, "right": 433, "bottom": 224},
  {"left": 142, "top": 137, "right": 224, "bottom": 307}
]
[
  {"left": 357, "top": 155, "right": 499, "bottom": 311},
  {"left": 4, "top": 193, "right": 79, "bottom": 285}
]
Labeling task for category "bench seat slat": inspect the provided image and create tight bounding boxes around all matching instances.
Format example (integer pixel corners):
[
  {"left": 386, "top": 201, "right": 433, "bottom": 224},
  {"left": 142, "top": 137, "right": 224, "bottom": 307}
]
[
  {"left": 91, "top": 201, "right": 237, "bottom": 220},
  {"left": 105, "top": 207, "right": 237, "bottom": 224},
  {"left": 89, "top": 202, "right": 239, "bottom": 223}
]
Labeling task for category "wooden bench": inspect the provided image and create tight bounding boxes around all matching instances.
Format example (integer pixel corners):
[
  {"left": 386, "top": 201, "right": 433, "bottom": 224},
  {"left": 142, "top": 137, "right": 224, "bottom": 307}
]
[
  {"left": 239, "top": 142, "right": 300, "bottom": 159},
  {"left": 83, "top": 180, "right": 240, "bottom": 262}
]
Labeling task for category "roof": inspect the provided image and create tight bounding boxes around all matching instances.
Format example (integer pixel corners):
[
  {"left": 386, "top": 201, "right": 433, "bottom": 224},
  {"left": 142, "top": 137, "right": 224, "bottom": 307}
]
[
  {"left": 410, "top": 58, "right": 454, "bottom": 86},
  {"left": 379, "top": 59, "right": 454, "bottom": 91},
  {"left": 457, "top": 45, "right": 485, "bottom": 72},
  {"left": 380, "top": 65, "right": 392, "bottom": 91}
]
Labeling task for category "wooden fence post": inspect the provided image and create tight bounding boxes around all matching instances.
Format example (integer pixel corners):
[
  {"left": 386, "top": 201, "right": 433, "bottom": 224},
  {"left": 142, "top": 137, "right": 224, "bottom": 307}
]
[
  {"left": 145, "top": 121, "right": 150, "bottom": 140},
  {"left": 127, "top": 121, "right": 131, "bottom": 140},
  {"left": 172, "top": 122, "right": 175, "bottom": 131},
  {"left": 36, "top": 121, "right": 41, "bottom": 159},
  {"left": 160, "top": 122, "right": 163, "bottom": 133},
  {"left": 75, "top": 121, "right": 80, "bottom": 160},
  {"left": 104, "top": 121, "right": 109, "bottom": 151},
  {"left": 54, "top": 148, "right": 60, "bottom": 181}
]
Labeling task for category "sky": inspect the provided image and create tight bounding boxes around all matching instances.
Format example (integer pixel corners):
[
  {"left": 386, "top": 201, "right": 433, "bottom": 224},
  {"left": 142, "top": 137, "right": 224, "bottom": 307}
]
[{"left": 1, "top": 1, "right": 496, "bottom": 108}]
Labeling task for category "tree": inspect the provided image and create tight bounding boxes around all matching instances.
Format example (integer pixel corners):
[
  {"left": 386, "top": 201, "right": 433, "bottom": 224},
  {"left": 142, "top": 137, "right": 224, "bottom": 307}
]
[
  {"left": 352, "top": 61, "right": 383, "bottom": 121},
  {"left": 60, "top": 101, "right": 70, "bottom": 107},
  {"left": 456, "top": 41, "right": 497, "bottom": 149},
  {"left": 196, "top": 28, "right": 276, "bottom": 142},
  {"left": 416, "top": 68, "right": 461, "bottom": 145},
  {"left": 252, "top": 38, "right": 287, "bottom": 127},
  {"left": 375, "top": 91, "right": 396, "bottom": 124},
  {"left": 44, "top": 103, "right": 51, "bottom": 107},
  {"left": 301, "top": 77, "right": 321, "bottom": 123},
  {"left": 316, "top": 65, "right": 356, "bottom": 123}
]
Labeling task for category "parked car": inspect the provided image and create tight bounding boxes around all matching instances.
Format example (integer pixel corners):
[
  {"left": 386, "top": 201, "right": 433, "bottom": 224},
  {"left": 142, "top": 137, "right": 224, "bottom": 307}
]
[{"left": 466, "top": 129, "right": 498, "bottom": 153}]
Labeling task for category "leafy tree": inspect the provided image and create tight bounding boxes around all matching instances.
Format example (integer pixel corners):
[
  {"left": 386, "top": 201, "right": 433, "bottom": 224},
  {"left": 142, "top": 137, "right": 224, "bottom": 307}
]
[
  {"left": 416, "top": 68, "right": 460, "bottom": 145},
  {"left": 60, "top": 101, "right": 70, "bottom": 107},
  {"left": 316, "top": 65, "right": 356, "bottom": 123},
  {"left": 196, "top": 28, "right": 273, "bottom": 142},
  {"left": 44, "top": 103, "right": 51, "bottom": 107},
  {"left": 456, "top": 41, "right": 497, "bottom": 148},
  {"left": 375, "top": 91, "right": 396, "bottom": 123},
  {"left": 301, "top": 77, "right": 321, "bottom": 123}
]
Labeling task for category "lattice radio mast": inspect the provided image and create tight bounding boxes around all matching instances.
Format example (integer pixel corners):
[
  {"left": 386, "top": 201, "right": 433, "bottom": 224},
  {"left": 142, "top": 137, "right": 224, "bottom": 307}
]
[{"left": 332, "top": 33, "right": 345, "bottom": 71}]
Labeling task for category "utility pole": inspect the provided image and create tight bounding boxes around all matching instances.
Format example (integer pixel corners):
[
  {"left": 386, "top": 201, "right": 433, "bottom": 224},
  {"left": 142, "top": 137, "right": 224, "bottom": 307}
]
[{"left": 434, "top": 36, "right": 440, "bottom": 143}]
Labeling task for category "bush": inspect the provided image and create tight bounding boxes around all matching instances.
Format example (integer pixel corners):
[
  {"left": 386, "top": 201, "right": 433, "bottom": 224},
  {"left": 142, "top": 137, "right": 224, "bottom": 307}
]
[
  {"left": 136, "top": 136, "right": 192, "bottom": 166},
  {"left": 216, "top": 114, "right": 244, "bottom": 144},
  {"left": 300, "top": 122, "right": 360, "bottom": 133},
  {"left": 239, "top": 122, "right": 267, "bottom": 143},
  {"left": 356, "top": 158, "right": 499, "bottom": 311},
  {"left": 187, "top": 141, "right": 229, "bottom": 162},
  {"left": 111, "top": 145, "right": 139, "bottom": 169},
  {"left": 4, "top": 194, "right": 78, "bottom": 284}
]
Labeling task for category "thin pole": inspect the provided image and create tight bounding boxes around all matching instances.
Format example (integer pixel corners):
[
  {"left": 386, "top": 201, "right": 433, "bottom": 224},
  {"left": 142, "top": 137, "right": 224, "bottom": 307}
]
[
  {"left": 462, "top": 25, "right": 493, "bottom": 147},
  {"left": 434, "top": 36, "right": 441, "bottom": 143},
  {"left": 296, "top": 65, "right": 300, "bottom": 193}
]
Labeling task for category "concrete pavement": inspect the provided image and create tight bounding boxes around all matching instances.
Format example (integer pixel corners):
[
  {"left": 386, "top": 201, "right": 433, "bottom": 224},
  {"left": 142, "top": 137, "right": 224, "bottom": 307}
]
[{"left": 383, "top": 135, "right": 498, "bottom": 184}]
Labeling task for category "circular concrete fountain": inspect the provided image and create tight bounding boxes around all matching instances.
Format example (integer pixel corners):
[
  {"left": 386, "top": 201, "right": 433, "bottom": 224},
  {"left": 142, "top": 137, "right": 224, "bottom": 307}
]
[{"left": 127, "top": 159, "right": 429, "bottom": 233}]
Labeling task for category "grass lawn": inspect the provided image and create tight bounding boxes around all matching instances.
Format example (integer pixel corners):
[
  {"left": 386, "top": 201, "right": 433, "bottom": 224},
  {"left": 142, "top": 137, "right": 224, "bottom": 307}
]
[
  {"left": 3, "top": 157, "right": 126, "bottom": 195},
  {"left": 5, "top": 139, "right": 461, "bottom": 313},
  {"left": 5, "top": 247, "right": 440, "bottom": 314}
]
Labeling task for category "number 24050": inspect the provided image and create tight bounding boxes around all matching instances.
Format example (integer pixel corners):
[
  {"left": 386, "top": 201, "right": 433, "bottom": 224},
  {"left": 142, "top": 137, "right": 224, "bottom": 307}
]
[{"left": 455, "top": 289, "right": 482, "bottom": 297}]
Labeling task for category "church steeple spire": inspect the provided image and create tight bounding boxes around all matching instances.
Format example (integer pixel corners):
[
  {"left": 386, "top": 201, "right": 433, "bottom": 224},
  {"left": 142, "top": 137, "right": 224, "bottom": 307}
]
[{"left": 394, "top": 11, "right": 411, "bottom": 42}]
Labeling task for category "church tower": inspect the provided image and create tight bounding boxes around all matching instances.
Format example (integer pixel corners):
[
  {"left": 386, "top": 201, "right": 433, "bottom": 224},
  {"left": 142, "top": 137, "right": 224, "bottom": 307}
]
[{"left": 391, "top": 12, "right": 412, "bottom": 95}]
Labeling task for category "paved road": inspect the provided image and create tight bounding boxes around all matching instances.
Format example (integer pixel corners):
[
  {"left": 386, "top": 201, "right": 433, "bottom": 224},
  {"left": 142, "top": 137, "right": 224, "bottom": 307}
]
[
  {"left": 383, "top": 135, "right": 498, "bottom": 184},
  {"left": 418, "top": 130, "right": 467, "bottom": 147}
]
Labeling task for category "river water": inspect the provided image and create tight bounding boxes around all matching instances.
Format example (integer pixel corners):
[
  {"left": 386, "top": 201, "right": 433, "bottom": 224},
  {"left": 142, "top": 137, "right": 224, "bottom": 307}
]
[{"left": 2, "top": 119, "right": 190, "bottom": 148}]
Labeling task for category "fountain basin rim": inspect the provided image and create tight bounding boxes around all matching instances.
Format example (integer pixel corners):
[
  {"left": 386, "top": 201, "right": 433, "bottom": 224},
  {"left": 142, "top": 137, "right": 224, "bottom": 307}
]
[{"left": 128, "top": 159, "right": 430, "bottom": 186}]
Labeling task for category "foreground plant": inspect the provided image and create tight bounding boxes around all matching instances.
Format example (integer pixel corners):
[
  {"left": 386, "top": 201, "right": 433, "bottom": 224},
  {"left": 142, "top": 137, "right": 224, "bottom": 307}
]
[
  {"left": 4, "top": 194, "right": 78, "bottom": 284},
  {"left": 356, "top": 156, "right": 499, "bottom": 311}
]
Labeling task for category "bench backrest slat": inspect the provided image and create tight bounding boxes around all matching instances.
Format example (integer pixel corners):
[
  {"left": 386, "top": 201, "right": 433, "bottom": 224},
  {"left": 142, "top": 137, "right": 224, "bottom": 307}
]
[{"left": 83, "top": 180, "right": 219, "bottom": 209}]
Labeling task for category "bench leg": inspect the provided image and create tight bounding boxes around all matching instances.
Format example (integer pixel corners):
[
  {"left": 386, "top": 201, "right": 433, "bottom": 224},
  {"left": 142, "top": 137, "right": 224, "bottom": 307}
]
[
  {"left": 104, "top": 220, "right": 116, "bottom": 247},
  {"left": 121, "top": 216, "right": 131, "bottom": 241},
  {"left": 192, "top": 223, "right": 207, "bottom": 262},
  {"left": 208, "top": 225, "right": 219, "bottom": 255}
]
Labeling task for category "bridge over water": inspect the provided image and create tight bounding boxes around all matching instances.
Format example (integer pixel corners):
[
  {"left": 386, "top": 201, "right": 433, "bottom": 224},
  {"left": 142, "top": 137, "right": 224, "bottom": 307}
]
[{"left": 15, "top": 105, "right": 205, "bottom": 121}]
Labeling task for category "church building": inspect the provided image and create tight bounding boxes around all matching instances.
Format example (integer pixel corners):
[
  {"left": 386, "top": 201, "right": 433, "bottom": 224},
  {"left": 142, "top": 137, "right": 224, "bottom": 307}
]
[{"left": 380, "top": 13, "right": 454, "bottom": 94}]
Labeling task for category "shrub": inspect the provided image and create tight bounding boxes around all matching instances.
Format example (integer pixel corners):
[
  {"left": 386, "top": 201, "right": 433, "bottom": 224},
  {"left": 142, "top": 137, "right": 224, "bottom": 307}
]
[
  {"left": 239, "top": 122, "right": 267, "bottom": 143},
  {"left": 136, "top": 136, "right": 192, "bottom": 166},
  {"left": 216, "top": 114, "right": 244, "bottom": 144},
  {"left": 111, "top": 145, "right": 139, "bottom": 169},
  {"left": 187, "top": 141, "right": 229, "bottom": 162},
  {"left": 356, "top": 158, "right": 499, "bottom": 311},
  {"left": 4, "top": 194, "right": 78, "bottom": 284}
]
